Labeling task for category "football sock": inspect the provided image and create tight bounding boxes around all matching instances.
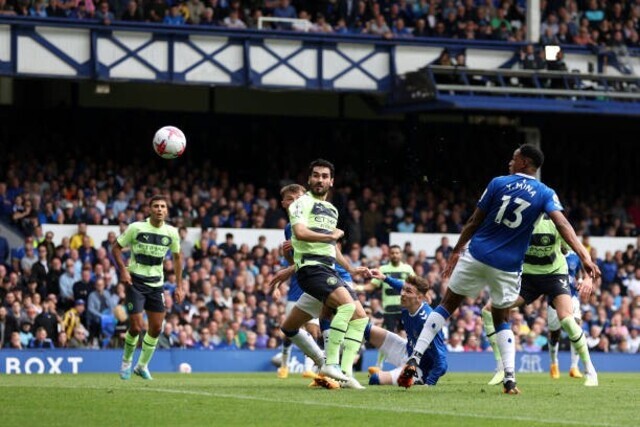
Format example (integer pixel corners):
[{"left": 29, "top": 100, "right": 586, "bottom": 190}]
[
  {"left": 570, "top": 340, "right": 580, "bottom": 369},
  {"left": 376, "top": 350, "right": 385, "bottom": 368},
  {"left": 136, "top": 333, "right": 159, "bottom": 369},
  {"left": 304, "top": 356, "right": 315, "bottom": 372},
  {"left": 548, "top": 331, "right": 560, "bottom": 365},
  {"left": 369, "top": 373, "right": 381, "bottom": 386},
  {"left": 281, "top": 337, "right": 293, "bottom": 369},
  {"left": 340, "top": 317, "right": 368, "bottom": 377},
  {"left": 122, "top": 331, "right": 139, "bottom": 363},
  {"left": 561, "top": 317, "right": 595, "bottom": 374},
  {"left": 482, "top": 309, "right": 504, "bottom": 371},
  {"left": 320, "top": 319, "right": 330, "bottom": 352},
  {"left": 413, "top": 306, "right": 450, "bottom": 358},
  {"left": 326, "top": 303, "right": 355, "bottom": 366},
  {"left": 289, "top": 329, "right": 325, "bottom": 367},
  {"left": 496, "top": 322, "right": 516, "bottom": 378}
]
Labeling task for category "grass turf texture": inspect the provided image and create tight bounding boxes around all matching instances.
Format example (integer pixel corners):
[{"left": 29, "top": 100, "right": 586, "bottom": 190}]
[{"left": 1, "top": 373, "right": 636, "bottom": 426}]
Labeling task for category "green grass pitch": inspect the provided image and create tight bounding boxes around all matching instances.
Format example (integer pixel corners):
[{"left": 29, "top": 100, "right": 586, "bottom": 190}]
[{"left": 1, "top": 373, "right": 636, "bottom": 426}]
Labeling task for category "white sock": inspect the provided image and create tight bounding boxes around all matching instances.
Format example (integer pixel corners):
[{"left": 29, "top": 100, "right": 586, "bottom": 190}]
[
  {"left": 549, "top": 336, "right": 559, "bottom": 365},
  {"left": 304, "top": 356, "right": 315, "bottom": 372},
  {"left": 497, "top": 329, "right": 516, "bottom": 378},
  {"left": 290, "top": 330, "right": 325, "bottom": 367},
  {"left": 121, "top": 360, "right": 132, "bottom": 370},
  {"left": 414, "top": 311, "right": 447, "bottom": 357},
  {"left": 570, "top": 343, "right": 580, "bottom": 369},
  {"left": 281, "top": 341, "right": 292, "bottom": 369}
]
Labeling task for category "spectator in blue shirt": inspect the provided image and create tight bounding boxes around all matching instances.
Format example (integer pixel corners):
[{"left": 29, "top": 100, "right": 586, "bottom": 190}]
[
  {"left": 273, "top": 0, "right": 296, "bottom": 30},
  {"left": 28, "top": 326, "right": 55, "bottom": 349},
  {"left": 95, "top": 0, "right": 114, "bottom": 23},
  {"left": 164, "top": 4, "right": 185, "bottom": 25}
]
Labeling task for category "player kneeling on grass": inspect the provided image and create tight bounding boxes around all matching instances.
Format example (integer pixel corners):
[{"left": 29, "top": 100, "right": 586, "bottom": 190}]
[{"left": 366, "top": 270, "right": 447, "bottom": 387}]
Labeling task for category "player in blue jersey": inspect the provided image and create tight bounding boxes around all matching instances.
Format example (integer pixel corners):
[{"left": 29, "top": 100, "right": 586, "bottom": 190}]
[
  {"left": 482, "top": 216, "right": 598, "bottom": 387},
  {"left": 365, "top": 269, "right": 447, "bottom": 387},
  {"left": 400, "top": 144, "right": 600, "bottom": 393}
]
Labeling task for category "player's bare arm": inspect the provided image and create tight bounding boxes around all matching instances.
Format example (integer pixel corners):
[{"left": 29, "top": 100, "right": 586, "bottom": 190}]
[
  {"left": 173, "top": 252, "right": 184, "bottom": 304},
  {"left": 112, "top": 242, "right": 132, "bottom": 285},
  {"left": 268, "top": 265, "right": 295, "bottom": 294},
  {"left": 548, "top": 210, "right": 601, "bottom": 279},
  {"left": 443, "top": 207, "right": 486, "bottom": 279}
]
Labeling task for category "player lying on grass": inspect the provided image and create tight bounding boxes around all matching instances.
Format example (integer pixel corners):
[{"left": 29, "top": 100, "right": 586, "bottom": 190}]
[{"left": 366, "top": 269, "right": 447, "bottom": 387}]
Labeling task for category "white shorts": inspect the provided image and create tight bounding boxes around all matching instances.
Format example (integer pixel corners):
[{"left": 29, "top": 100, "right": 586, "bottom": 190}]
[
  {"left": 448, "top": 251, "right": 521, "bottom": 309},
  {"left": 379, "top": 330, "right": 409, "bottom": 367},
  {"left": 289, "top": 293, "right": 322, "bottom": 325},
  {"left": 547, "top": 295, "right": 581, "bottom": 331}
]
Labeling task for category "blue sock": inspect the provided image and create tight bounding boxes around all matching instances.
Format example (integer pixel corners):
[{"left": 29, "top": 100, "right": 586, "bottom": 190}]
[
  {"left": 364, "top": 322, "right": 372, "bottom": 342},
  {"left": 369, "top": 373, "right": 380, "bottom": 385},
  {"left": 434, "top": 305, "right": 451, "bottom": 319}
]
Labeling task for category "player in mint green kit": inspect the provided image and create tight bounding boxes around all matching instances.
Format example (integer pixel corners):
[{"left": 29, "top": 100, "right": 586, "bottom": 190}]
[
  {"left": 482, "top": 216, "right": 598, "bottom": 387},
  {"left": 113, "top": 195, "right": 183, "bottom": 380},
  {"left": 288, "top": 159, "right": 369, "bottom": 388}
]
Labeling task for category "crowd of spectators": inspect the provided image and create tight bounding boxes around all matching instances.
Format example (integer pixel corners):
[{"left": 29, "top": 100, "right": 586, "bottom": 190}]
[
  {"left": 2, "top": 0, "right": 640, "bottom": 48},
  {"left": 1, "top": 154, "right": 639, "bottom": 358}
]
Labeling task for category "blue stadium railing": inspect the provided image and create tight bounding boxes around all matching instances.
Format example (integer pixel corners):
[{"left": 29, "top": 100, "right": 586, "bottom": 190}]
[{"left": 2, "top": 16, "right": 640, "bottom": 115}]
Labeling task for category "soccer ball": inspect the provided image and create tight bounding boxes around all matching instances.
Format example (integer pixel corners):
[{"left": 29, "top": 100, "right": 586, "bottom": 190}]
[
  {"left": 178, "top": 362, "right": 192, "bottom": 374},
  {"left": 152, "top": 126, "right": 186, "bottom": 159}
]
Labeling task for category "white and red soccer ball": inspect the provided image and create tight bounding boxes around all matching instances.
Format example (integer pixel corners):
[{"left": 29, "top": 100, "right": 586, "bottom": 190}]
[{"left": 153, "top": 126, "right": 186, "bottom": 159}]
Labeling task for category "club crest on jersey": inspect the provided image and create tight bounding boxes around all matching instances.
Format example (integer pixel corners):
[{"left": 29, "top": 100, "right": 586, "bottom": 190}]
[
  {"left": 161, "top": 236, "right": 170, "bottom": 246},
  {"left": 327, "top": 277, "right": 338, "bottom": 286}
]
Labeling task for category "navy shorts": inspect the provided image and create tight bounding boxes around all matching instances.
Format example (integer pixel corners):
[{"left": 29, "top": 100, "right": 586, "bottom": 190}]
[
  {"left": 520, "top": 274, "right": 571, "bottom": 308},
  {"left": 126, "top": 279, "right": 165, "bottom": 314},
  {"left": 296, "top": 264, "right": 349, "bottom": 304}
]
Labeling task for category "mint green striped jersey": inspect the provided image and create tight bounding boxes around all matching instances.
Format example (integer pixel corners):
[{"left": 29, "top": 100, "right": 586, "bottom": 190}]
[
  {"left": 288, "top": 192, "right": 338, "bottom": 270},
  {"left": 522, "top": 217, "right": 569, "bottom": 275},
  {"left": 116, "top": 218, "right": 180, "bottom": 287}
]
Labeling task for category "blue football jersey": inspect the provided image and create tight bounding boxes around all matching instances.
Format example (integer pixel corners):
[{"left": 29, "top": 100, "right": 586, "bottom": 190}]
[
  {"left": 403, "top": 302, "right": 448, "bottom": 385},
  {"left": 284, "top": 223, "right": 303, "bottom": 302},
  {"left": 469, "top": 173, "right": 563, "bottom": 272},
  {"left": 565, "top": 252, "right": 581, "bottom": 297},
  {"left": 335, "top": 262, "right": 353, "bottom": 284}
]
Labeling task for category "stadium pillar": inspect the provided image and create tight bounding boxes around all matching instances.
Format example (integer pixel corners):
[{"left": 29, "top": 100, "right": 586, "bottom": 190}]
[
  {"left": 519, "top": 126, "right": 541, "bottom": 180},
  {"left": 526, "top": 0, "right": 541, "bottom": 44}
]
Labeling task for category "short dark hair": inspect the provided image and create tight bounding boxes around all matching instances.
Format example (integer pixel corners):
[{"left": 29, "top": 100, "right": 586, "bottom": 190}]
[
  {"left": 149, "top": 194, "right": 168, "bottom": 205},
  {"left": 389, "top": 244, "right": 402, "bottom": 251},
  {"left": 519, "top": 144, "right": 544, "bottom": 168},
  {"left": 308, "top": 159, "right": 335, "bottom": 178}
]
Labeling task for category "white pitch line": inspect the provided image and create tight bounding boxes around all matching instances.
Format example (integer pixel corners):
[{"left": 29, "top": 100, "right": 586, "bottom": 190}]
[{"left": 0, "top": 383, "right": 623, "bottom": 427}]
